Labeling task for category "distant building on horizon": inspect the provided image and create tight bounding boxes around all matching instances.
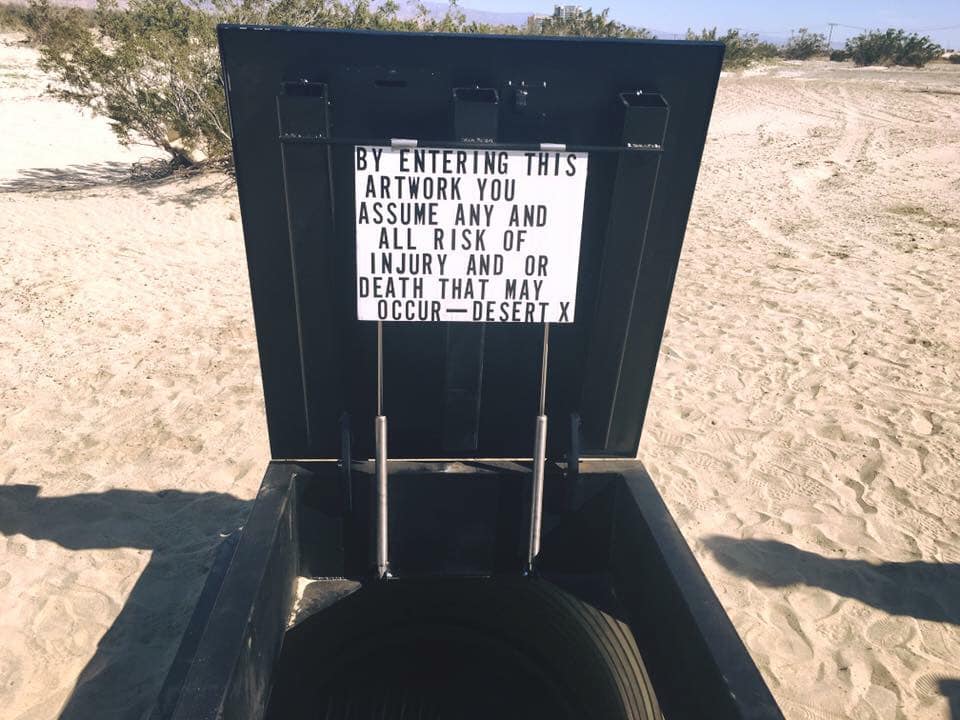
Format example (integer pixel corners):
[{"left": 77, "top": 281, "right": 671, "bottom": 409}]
[
  {"left": 526, "top": 14, "right": 548, "bottom": 32},
  {"left": 553, "top": 5, "right": 584, "bottom": 22},
  {"left": 527, "top": 4, "right": 584, "bottom": 32}
]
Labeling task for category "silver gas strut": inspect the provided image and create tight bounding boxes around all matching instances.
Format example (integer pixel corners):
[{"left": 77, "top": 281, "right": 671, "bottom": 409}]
[
  {"left": 375, "top": 320, "right": 390, "bottom": 579},
  {"left": 527, "top": 322, "right": 550, "bottom": 574}
]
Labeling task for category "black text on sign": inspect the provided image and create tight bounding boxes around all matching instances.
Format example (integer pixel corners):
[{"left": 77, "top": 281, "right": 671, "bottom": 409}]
[{"left": 354, "top": 146, "right": 588, "bottom": 323}]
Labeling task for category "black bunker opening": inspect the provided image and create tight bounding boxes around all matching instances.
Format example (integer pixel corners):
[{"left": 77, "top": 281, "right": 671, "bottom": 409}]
[{"left": 153, "top": 26, "right": 786, "bottom": 720}]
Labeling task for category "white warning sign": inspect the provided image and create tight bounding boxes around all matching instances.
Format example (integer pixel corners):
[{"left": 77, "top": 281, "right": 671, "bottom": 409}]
[{"left": 355, "top": 145, "right": 587, "bottom": 323}]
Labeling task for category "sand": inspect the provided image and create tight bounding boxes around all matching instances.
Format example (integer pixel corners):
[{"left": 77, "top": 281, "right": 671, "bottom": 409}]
[
  {"left": 0, "top": 33, "right": 959, "bottom": 719},
  {"left": 0, "top": 33, "right": 268, "bottom": 720},
  {"left": 640, "top": 61, "right": 960, "bottom": 719}
]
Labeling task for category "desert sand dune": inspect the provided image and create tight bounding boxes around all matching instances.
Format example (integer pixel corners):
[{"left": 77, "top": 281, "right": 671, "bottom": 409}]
[
  {"left": 1, "top": 32, "right": 959, "bottom": 719},
  {"left": 640, "top": 60, "right": 960, "bottom": 719}
]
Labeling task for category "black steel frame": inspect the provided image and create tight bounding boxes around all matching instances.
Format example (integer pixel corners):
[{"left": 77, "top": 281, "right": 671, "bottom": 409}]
[
  {"left": 219, "top": 26, "right": 724, "bottom": 461},
  {"left": 150, "top": 26, "right": 786, "bottom": 720},
  {"left": 157, "top": 462, "right": 785, "bottom": 720}
]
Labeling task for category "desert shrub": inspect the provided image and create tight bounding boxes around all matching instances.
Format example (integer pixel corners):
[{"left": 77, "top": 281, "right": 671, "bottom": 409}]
[
  {"left": 948, "top": 54, "right": 960, "bottom": 64},
  {"left": 686, "top": 27, "right": 717, "bottom": 40},
  {"left": 3, "top": 0, "right": 95, "bottom": 44},
  {"left": 687, "top": 27, "right": 776, "bottom": 69},
  {"left": 537, "top": 8, "right": 651, "bottom": 39},
  {"left": 829, "top": 49, "right": 850, "bottom": 62},
  {"left": 845, "top": 28, "right": 942, "bottom": 67},
  {"left": 23, "top": 0, "right": 51, "bottom": 40},
  {"left": 719, "top": 31, "right": 762, "bottom": 68},
  {"left": 782, "top": 28, "right": 827, "bottom": 60},
  {"left": 0, "top": 2, "right": 29, "bottom": 31},
  {"left": 32, "top": 0, "right": 655, "bottom": 167},
  {"left": 35, "top": 0, "right": 225, "bottom": 164},
  {"left": 34, "top": 0, "right": 494, "bottom": 166},
  {"left": 754, "top": 39, "right": 780, "bottom": 60}
]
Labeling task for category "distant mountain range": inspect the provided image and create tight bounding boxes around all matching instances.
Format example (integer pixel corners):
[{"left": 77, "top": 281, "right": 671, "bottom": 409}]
[
  {"left": 8, "top": 0, "right": 800, "bottom": 46},
  {"left": 4, "top": 0, "right": 537, "bottom": 17},
  {"left": 391, "top": 2, "right": 701, "bottom": 39},
  {"left": 404, "top": 1, "right": 534, "bottom": 27},
  {"left": 392, "top": 4, "right": 770, "bottom": 42}
]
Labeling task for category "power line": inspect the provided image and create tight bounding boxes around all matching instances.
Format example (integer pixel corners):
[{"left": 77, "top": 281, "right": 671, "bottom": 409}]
[
  {"left": 827, "top": 20, "right": 960, "bottom": 33},
  {"left": 734, "top": 29, "right": 795, "bottom": 37},
  {"left": 665, "top": 19, "right": 959, "bottom": 42},
  {"left": 723, "top": 21, "right": 960, "bottom": 37},
  {"left": 911, "top": 23, "right": 960, "bottom": 32}
]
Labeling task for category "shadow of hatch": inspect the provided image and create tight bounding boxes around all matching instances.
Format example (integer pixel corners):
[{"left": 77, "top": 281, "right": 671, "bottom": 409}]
[
  {"left": 706, "top": 536, "right": 960, "bottom": 718},
  {"left": 0, "top": 484, "right": 251, "bottom": 720}
]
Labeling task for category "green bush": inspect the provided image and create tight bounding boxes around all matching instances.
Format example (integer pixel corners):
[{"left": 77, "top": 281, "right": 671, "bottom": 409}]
[
  {"left": 948, "top": 54, "right": 960, "bottom": 64},
  {"left": 829, "top": 49, "right": 850, "bottom": 62},
  {"left": 538, "top": 8, "right": 651, "bottom": 39},
  {"left": 0, "top": 2, "right": 29, "bottom": 31},
  {"left": 32, "top": 0, "right": 498, "bottom": 166},
  {"left": 687, "top": 27, "right": 777, "bottom": 69},
  {"left": 782, "top": 28, "right": 827, "bottom": 60},
  {"left": 30, "top": 0, "right": 653, "bottom": 167},
  {"left": 845, "top": 28, "right": 942, "bottom": 67},
  {"left": 685, "top": 26, "right": 718, "bottom": 42},
  {"left": 1, "top": 0, "right": 94, "bottom": 43}
]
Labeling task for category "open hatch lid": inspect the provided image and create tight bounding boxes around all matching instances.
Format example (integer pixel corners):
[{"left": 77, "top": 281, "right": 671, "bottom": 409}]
[{"left": 218, "top": 26, "right": 722, "bottom": 461}]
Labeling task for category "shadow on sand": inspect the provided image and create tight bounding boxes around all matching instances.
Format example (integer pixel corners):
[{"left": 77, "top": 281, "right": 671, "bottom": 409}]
[
  {"left": 705, "top": 536, "right": 960, "bottom": 717},
  {"left": 0, "top": 483, "right": 251, "bottom": 719},
  {"left": 0, "top": 160, "right": 233, "bottom": 208},
  {"left": 0, "top": 161, "right": 136, "bottom": 192}
]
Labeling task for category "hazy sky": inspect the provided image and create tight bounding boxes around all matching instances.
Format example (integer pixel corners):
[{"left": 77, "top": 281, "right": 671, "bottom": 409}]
[{"left": 470, "top": 1, "right": 960, "bottom": 48}]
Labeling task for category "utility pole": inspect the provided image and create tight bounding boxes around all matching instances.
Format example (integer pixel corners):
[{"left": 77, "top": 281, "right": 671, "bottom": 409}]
[{"left": 827, "top": 22, "right": 837, "bottom": 49}]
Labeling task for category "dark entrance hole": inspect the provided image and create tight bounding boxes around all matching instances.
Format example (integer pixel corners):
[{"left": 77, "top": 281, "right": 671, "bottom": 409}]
[{"left": 266, "top": 577, "right": 659, "bottom": 720}]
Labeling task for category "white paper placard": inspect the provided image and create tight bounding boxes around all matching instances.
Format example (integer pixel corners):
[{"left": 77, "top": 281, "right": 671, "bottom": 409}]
[{"left": 355, "top": 145, "right": 587, "bottom": 323}]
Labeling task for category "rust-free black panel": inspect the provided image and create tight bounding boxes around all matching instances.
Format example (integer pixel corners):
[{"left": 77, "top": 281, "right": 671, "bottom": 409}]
[{"left": 217, "top": 26, "right": 722, "bottom": 459}]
